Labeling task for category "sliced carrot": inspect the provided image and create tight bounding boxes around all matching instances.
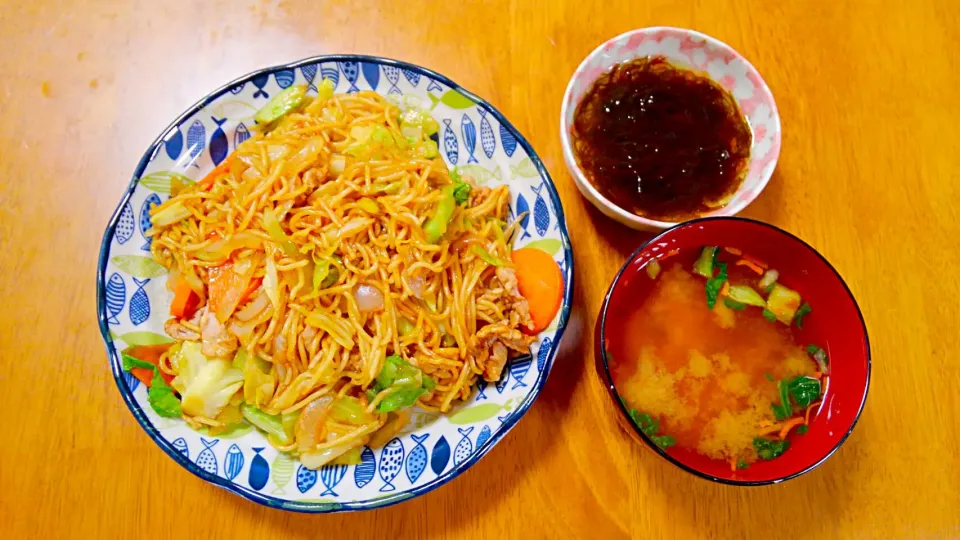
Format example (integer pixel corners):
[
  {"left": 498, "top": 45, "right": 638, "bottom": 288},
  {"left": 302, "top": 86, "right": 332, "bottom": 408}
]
[
  {"left": 804, "top": 401, "right": 821, "bottom": 425},
  {"left": 511, "top": 248, "right": 564, "bottom": 334},
  {"left": 741, "top": 253, "right": 768, "bottom": 270},
  {"left": 129, "top": 367, "right": 155, "bottom": 387},
  {"left": 661, "top": 248, "right": 681, "bottom": 261},
  {"left": 758, "top": 424, "right": 783, "bottom": 436},
  {"left": 720, "top": 282, "right": 731, "bottom": 297},
  {"left": 736, "top": 259, "right": 764, "bottom": 275},
  {"left": 778, "top": 417, "right": 806, "bottom": 439},
  {"left": 197, "top": 158, "right": 232, "bottom": 190},
  {"left": 125, "top": 344, "right": 175, "bottom": 387},
  {"left": 729, "top": 459, "right": 737, "bottom": 472},
  {"left": 723, "top": 247, "right": 742, "bottom": 256},
  {"left": 208, "top": 261, "right": 256, "bottom": 322},
  {"left": 170, "top": 275, "right": 200, "bottom": 319},
  {"left": 123, "top": 343, "right": 173, "bottom": 366}
]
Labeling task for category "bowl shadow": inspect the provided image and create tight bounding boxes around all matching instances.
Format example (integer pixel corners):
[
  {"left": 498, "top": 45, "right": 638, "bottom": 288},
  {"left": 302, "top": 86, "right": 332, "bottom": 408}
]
[
  {"left": 581, "top": 200, "right": 656, "bottom": 259},
  {"left": 632, "top": 427, "right": 863, "bottom": 539},
  {"left": 740, "top": 168, "right": 784, "bottom": 224}
]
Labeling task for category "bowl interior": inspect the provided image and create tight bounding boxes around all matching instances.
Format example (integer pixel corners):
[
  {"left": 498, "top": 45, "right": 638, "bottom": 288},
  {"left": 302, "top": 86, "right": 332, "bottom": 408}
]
[
  {"left": 98, "top": 55, "right": 574, "bottom": 511},
  {"left": 598, "top": 218, "right": 869, "bottom": 484},
  {"left": 561, "top": 27, "right": 781, "bottom": 228}
]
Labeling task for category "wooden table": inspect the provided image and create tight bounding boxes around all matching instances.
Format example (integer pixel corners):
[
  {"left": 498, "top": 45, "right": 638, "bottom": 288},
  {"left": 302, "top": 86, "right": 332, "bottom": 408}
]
[{"left": 2, "top": 1, "right": 958, "bottom": 538}]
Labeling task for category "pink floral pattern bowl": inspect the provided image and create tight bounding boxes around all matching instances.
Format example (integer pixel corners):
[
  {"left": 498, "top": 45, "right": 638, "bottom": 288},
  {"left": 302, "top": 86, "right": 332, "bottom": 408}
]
[{"left": 560, "top": 27, "right": 781, "bottom": 230}]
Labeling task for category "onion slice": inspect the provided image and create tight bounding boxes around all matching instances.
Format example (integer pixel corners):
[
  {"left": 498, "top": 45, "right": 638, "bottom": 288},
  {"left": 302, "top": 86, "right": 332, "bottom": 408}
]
[
  {"left": 235, "top": 291, "right": 270, "bottom": 321},
  {"left": 354, "top": 284, "right": 385, "bottom": 312},
  {"left": 296, "top": 396, "right": 333, "bottom": 453}
]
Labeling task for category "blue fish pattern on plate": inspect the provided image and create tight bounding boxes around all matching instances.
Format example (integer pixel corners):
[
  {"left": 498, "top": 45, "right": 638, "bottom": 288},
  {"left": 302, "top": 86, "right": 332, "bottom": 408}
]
[
  {"left": 402, "top": 69, "right": 421, "bottom": 87},
  {"left": 251, "top": 73, "right": 270, "bottom": 99},
  {"left": 275, "top": 69, "right": 295, "bottom": 89},
  {"left": 139, "top": 193, "right": 161, "bottom": 251},
  {"left": 361, "top": 62, "right": 380, "bottom": 92},
  {"left": 339, "top": 61, "right": 360, "bottom": 93},
  {"left": 300, "top": 64, "right": 317, "bottom": 82},
  {"left": 123, "top": 371, "right": 139, "bottom": 392},
  {"left": 405, "top": 434, "right": 429, "bottom": 483},
  {"left": 382, "top": 65, "right": 401, "bottom": 95},
  {"left": 476, "top": 425, "right": 492, "bottom": 449},
  {"left": 164, "top": 128, "right": 183, "bottom": 160},
  {"left": 479, "top": 109, "right": 496, "bottom": 158},
  {"left": 105, "top": 273, "right": 125, "bottom": 325},
  {"left": 378, "top": 438, "right": 404, "bottom": 492},
  {"left": 515, "top": 194, "right": 531, "bottom": 240},
  {"left": 196, "top": 438, "right": 219, "bottom": 475},
  {"left": 115, "top": 201, "right": 135, "bottom": 245},
  {"left": 172, "top": 437, "right": 189, "bottom": 459},
  {"left": 476, "top": 379, "right": 488, "bottom": 401},
  {"left": 532, "top": 182, "right": 550, "bottom": 236},
  {"left": 209, "top": 117, "right": 229, "bottom": 166},
  {"left": 320, "top": 64, "right": 340, "bottom": 88},
  {"left": 295, "top": 464, "right": 317, "bottom": 494},
  {"left": 102, "top": 56, "right": 574, "bottom": 513},
  {"left": 186, "top": 120, "right": 206, "bottom": 166},
  {"left": 235, "top": 122, "right": 251, "bottom": 148},
  {"left": 537, "top": 337, "right": 553, "bottom": 372},
  {"left": 511, "top": 355, "right": 532, "bottom": 390},
  {"left": 442, "top": 119, "right": 459, "bottom": 165},
  {"left": 453, "top": 427, "right": 474, "bottom": 466},
  {"left": 300, "top": 64, "right": 318, "bottom": 89},
  {"left": 248, "top": 448, "right": 269, "bottom": 491},
  {"left": 431, "top": 436, "right": 450, "bottom": 476},
  {"left": 495, "top": 362, "right": 510, "bottom": 394},
  {"left": 461, "top": 114, "right": 478, "bottom": 164},
  {"left": 319, "top": 464, "right": 348, "bottom": 497},
  {"left": 354, "top": 446, "right": 376, "bottom": 488},
  {"left": 225, "top": 444, "right": 245, "bottom": 481},
  {"left": 499, "top": 123, "right": 518, "bottom": 157},
  {"left": 129, "top": 278, "right": 150, "bottom": 326}
]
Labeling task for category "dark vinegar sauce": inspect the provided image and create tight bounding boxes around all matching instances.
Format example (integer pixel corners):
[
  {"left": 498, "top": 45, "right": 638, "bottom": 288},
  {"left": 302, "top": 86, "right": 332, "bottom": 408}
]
[{"left": 572, "top": 56, "right": 752, "bottom": 221}]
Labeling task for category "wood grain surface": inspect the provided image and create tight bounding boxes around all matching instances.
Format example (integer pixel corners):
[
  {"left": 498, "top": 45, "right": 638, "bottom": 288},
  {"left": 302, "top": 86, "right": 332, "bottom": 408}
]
[{"left": 1, "top": 1, "right": 958, "bottom": 538}]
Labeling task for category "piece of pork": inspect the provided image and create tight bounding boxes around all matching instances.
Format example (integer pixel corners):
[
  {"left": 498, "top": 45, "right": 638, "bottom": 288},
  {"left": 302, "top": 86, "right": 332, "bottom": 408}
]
[
  {"left": 199, "top": 307, "right": 238, "bottom": 358},
  {"left": 472, "top": 323, "right": 535, "bottom": 382},
  {"left": 495, "top": 267, "right": 534, "bottom": 332}
]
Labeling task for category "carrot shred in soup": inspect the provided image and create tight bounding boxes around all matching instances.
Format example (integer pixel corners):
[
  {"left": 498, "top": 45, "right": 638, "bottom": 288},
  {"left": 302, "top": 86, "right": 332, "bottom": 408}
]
[{"left": 609, "top": 247, "right": 827, "bottom": 469}]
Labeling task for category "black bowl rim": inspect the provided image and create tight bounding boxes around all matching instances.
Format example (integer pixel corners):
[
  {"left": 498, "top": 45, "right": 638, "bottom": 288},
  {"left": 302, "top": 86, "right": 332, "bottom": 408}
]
[
  {"left": 597, "top": 216, "right": 871, "bottom": 486},
  {"left": 95, "top": 54, "right": 575, "bottom": 512}
]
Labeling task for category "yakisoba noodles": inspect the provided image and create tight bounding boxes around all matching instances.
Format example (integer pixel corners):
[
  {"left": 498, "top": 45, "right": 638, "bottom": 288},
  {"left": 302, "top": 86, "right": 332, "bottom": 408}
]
[{"left": 127, "top": 81, "right": 560, "bottom": 469}]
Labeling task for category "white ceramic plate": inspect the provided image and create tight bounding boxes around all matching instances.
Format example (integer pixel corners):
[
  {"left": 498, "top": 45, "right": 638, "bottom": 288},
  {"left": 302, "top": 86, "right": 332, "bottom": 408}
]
[{"left": 97, "top": 55, "right": 574, "bottom": 513}]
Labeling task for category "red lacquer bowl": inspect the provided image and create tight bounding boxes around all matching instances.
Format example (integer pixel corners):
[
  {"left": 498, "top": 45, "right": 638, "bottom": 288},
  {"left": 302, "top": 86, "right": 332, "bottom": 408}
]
[{"left": 595, "top": 217, "right": 870, "bottom": 485}]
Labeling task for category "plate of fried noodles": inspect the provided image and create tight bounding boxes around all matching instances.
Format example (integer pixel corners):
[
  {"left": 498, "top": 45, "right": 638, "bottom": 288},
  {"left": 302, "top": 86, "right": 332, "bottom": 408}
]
[{"left": 97, "top": 55, "right": 573, "bottom": 512}]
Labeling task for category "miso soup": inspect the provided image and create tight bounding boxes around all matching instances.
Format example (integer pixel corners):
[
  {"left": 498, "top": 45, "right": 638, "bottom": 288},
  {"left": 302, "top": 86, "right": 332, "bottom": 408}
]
[{"left": 608, "top": 246, "right": 828, "bottom": 469}]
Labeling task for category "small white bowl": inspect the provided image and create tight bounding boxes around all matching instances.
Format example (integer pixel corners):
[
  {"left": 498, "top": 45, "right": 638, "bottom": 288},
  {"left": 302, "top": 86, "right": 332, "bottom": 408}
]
[{"left": 560, "top": 27, "right": 782, "bottom": 230}]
